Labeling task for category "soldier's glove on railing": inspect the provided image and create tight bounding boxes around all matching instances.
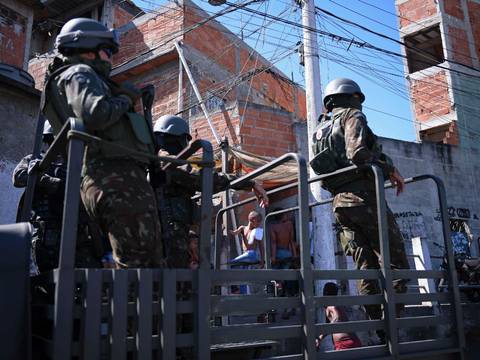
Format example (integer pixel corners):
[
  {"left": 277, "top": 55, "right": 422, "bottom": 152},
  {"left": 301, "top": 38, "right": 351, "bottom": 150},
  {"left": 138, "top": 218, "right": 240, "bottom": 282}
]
[
  {"left": 38, "top": 175, "right": 64, "bottom": 195},
  {"left": 27, "top": 159, "right": 41, "bottom": 175}
]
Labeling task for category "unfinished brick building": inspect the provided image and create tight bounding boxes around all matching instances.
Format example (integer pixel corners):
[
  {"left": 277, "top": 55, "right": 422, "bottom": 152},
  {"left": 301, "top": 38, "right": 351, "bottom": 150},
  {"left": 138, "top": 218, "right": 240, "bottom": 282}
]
[
  {"left": 28, "top": 0, "right": 306, "bottom": 159},
  {"left": 396, "top": 0, "right": 480, "bottom": 146}
]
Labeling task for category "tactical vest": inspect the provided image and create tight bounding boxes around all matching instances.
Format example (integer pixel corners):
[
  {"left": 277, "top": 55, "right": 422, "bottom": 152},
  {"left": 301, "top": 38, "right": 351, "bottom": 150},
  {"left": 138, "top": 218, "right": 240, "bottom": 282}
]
[
  {"left": 42, "top": 62, "right": 155, "bottom": 164},
  {"left": 310, "top": 108, "right": 366, "bottom": 193}
]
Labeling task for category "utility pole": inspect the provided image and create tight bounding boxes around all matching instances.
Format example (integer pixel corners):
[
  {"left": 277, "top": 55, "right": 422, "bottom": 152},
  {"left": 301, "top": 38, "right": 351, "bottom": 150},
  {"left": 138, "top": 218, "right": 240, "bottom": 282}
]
[{"left": 300, "top": 0, "right": 336, "bottom": 327}]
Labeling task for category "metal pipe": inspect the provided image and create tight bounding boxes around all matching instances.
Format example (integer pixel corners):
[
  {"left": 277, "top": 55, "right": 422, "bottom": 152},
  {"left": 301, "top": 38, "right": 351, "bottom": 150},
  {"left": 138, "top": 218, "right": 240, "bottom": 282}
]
[
  {"left": 432, "top": 175, "right": 466, "bottom": 352},
  {"left": 371, "top": 165, "right": 398, "bottom": 356},
  {"left": 174, "top": 41, "right": 221, "bottom": 145},
  {"left": 196, "top": 139, "right": 214, "bottom": 360},
  {"left": 53, "top": 118, "right": 86, "bottom": 360}
]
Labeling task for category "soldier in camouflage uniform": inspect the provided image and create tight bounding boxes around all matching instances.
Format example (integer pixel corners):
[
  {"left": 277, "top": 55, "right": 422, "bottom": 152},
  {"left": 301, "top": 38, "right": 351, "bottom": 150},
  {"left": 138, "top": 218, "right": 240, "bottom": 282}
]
[
  {"left": 42, "top": 18, "right": 163, "bottom": 268},
  {"left": 153, "top": 115, "right": 268, "bottom": 268},
  {"left": 13, "top": 122, "right": 103, "bottom": 272},
  {"left": 310, "top": 78, "right": 409, "bottom": 334}
]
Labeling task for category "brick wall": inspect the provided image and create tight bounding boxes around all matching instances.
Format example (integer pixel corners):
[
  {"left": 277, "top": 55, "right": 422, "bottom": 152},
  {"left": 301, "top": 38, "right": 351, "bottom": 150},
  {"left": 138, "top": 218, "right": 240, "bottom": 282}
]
[
  {"left": 183, "top": 4, "right": 306, "bottom": 121},
  {"left": 27, "top": 1, "right": 306, "bottom": 161},
  {"left": 239, "top": 106, "right": 296, "bottom": 157},
  {"left": 444, "top": 0, "right": 464, "bottom": 20},
  {"left": 28, "top": 56, "right": 52, "bottom": 90},
  {"left": 113, "top": 5, "right": 136, "bottom": 29},
  {"left": 398, "top": 0, "right": 437, "bottom": 28},
  {"left": 467, "top": 0, "right": 480, "bottom": 62},
  {"left": 113, "top": 6, "right": 183, "bottom": 69},
  {"left": 410, "top": 71, "right": 451, "bottom": 122},
  {"left": 447, "top": 25, "right": 473, "bottom": 66},
  {"left": 0, "top": 3, "right": 28, "bottom": 69}
]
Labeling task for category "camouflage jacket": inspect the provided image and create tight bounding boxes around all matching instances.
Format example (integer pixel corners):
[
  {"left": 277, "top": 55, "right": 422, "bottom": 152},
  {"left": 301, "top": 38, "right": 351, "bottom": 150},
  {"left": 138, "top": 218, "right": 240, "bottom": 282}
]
[
  {"left": 157, "top": 155, "right": 254, "bottom": 226},
  {"left": 42, "top": 56, "right": 154, "bottom": 166},
  {"left": 329, "top": 107, "right": 395, "bottom": 209},
  {"left": 12, "top": 153, "right": 66, "bottom": 224}
]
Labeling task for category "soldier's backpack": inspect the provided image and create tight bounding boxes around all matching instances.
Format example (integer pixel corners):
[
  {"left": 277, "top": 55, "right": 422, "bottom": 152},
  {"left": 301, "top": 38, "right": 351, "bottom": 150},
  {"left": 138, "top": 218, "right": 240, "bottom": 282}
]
[{"left": 309, "top": 114, "right": 349, "bottom": 175}]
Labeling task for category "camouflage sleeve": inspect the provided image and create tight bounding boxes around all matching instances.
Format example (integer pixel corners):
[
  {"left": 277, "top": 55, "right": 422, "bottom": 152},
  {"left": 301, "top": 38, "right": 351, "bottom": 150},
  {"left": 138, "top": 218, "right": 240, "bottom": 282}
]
[
  {"left": 63, "top": 67, "right": 131, "bottom": 132},
  {"left": 166, "top": 165, "right": 254, "bottom": 193},
  {"left": 343, "top": 110, "right": 395, "bottom": 176},
  {"left": 12, "top": 154, "right": 32, "bottom": 188}
]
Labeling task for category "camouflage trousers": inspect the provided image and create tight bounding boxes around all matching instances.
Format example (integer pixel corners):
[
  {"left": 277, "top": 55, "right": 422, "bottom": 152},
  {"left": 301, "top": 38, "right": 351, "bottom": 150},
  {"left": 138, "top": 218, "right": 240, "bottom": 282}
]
[
  {"left": 163, "top": 221, "right": 190, "bottom": 268},
  {"left": 334, "top": 204, "right": 410, "bottom": 320},
  {"left": 81, "top": 160, "right": 164, "bottom": 268}
]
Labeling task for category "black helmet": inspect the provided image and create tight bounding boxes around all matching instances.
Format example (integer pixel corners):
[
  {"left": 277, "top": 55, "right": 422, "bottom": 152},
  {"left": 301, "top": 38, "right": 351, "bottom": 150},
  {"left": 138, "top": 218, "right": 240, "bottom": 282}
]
[
  {"left": 323, "top": 78, "right": 365, "bottom": 111},
  {"left": 154, "top": 115, "right": 192, "bottom": 139},
  {"left": 154, "top": 115, "right": 192, "bottom": 155},
  {"left": 55, "top": 18, "right": 119, "bottom": 55}
]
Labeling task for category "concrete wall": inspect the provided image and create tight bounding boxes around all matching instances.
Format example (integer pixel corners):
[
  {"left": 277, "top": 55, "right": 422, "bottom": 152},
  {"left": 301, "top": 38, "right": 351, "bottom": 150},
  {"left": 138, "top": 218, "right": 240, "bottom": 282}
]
[
  {"left": 380, "top": 137, "right": 480, "bottom": 264},
  {"left": 0, "top": 82, "right": 39, "bottom": 224}
]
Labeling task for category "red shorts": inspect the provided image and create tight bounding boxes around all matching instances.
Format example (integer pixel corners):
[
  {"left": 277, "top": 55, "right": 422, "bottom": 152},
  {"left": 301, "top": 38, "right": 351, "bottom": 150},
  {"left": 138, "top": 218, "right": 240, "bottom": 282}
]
[{"left": 334, "top": 337, "right": 362, "bottom": 350}]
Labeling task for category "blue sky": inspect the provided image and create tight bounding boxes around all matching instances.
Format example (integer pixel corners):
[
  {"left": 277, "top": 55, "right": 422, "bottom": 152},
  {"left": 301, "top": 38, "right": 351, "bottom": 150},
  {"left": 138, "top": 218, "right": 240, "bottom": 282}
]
[{"left": 133, "top": 0, "right": 416, "bottom": 142}]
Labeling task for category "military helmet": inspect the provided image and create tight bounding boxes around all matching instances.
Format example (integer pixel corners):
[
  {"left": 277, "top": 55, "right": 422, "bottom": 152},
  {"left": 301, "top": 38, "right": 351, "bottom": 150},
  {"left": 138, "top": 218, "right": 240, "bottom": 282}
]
[
  {"left": 323, "top": 78, "right": 365, "bottom": 108},
  {"left": 55, "top": 18, "right": 119, "bottom": 55},
  {"left": 153, "top": 115, "right": 192, "bottom": 140}
]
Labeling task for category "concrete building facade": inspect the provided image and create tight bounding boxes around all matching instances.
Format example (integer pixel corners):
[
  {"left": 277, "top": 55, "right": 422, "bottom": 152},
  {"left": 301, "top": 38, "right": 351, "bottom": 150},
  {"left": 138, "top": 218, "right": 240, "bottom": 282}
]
[
  {"left": 391, "top": 0, "right": 480, "bottom": 261},
  {"left": 0, "top": 0, "right": 39, "bottom": 224}
]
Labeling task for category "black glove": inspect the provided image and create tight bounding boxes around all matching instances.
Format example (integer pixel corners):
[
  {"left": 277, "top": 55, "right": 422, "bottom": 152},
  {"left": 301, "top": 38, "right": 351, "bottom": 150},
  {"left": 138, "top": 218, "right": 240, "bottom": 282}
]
[
  {"left": 116, "top": 81, "right": 142, "bottom": 105},
  {"left": 38, "top": 174, "right": 63, "bottom": 194}
]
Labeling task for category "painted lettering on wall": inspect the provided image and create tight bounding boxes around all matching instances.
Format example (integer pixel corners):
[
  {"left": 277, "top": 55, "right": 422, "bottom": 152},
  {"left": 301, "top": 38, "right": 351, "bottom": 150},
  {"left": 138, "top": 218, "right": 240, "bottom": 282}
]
[
  {"left": 434, "top": 207, "right": 476, "bottom": 220},
  {"left": 394, "top": 211, "right": 427, "bottom": 243}
]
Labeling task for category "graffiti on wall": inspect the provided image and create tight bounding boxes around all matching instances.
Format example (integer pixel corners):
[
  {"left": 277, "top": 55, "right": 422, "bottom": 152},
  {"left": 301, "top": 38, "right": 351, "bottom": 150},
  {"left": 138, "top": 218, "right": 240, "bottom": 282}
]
[
  {"left": 394, "top": 211, "right": 428, "bottom": 242},
  {"left": 433, "top": 207, "right": 478, "bottom": 221}
]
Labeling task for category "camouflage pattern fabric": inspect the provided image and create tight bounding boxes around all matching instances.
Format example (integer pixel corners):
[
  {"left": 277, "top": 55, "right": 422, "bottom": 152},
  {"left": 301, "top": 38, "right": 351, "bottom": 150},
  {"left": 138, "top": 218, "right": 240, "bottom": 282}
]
[
  {"left": 316, "top": 106, "right": 409, "bottom": 321},
  {"left": 13, "top": 153, "right": 102, "bottom": 271},
  {"left": 43, "top": 55, "right": 162, "bottom": 268},
  {"left": 81, "top": 159, "right": 163, "bottom": 268},
  {"left": 335, "top": 204, "right": 409, "bottom": 320},
  {"left": 315, "top": 107, "right": 395, "bottom": 194},
  {"left": 158, "top": 158, "right": 253, "bottom": 268}
]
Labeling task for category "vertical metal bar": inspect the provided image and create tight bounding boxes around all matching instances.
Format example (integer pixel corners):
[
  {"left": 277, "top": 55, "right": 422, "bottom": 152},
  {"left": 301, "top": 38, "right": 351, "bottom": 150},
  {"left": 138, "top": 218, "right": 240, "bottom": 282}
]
[
  {"left": 53, "top": 118, "right": 85, "bottom": 360},
  {"left": 221, "top": 139, "right": 231, "bottom": 267},
  {"left": 214, "top": 211, "right": 224, "bottom": 270},
  {"left": 296, "top": 154, "right": 316, "bottom": 359},
  {"left": 83, "top": 269, "right": 103, "bottom": 360},
  {"left": 178, "top": 58, "right": 184, "bottom": 114},
  {"left": 196, "top": 141, "right": 213, "bottom": 360},
  {"left": 432, "top": 176, "right": 465, "bottom": 354},
  {"left": 264, "top": 213, "right": 274, "bottom": 270},
  {"left": 174, "top": 41, "right": 221, "bottom": 145},
  {"left": 371, "top": 165, "right": 398, "bottom": 357},
  {"left": 137, "top": 269, "right": 153, "bottom": 360},
  {"left": 161, "top": 269, "right": 176, "bottom": 360},
  {"left": 111, "top": 270, "right": 128, "bottom": 360},
  {"left": 20, "top": 113, "right": 46, "bottom": 222}
]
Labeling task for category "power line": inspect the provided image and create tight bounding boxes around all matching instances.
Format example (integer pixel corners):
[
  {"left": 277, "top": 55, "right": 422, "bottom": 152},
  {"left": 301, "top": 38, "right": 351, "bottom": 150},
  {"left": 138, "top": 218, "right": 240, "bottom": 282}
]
[
  {"left": 356, "top": 0, "right": 480, "bottom": 55},
  {"left": 327, "top": 0, "right": 480, "bottom": 69},
  {"left": 223, "top": 1, "right": 480, "bottom": 79},
  {"left": 112, "top": 0, "right": 262, "bottom": 71}
]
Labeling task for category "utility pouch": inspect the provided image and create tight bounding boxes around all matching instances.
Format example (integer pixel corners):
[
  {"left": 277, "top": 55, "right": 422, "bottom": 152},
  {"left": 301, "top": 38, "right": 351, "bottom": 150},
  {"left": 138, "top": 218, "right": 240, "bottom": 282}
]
[
  {"left": 126, "top": 112, "right": 154, "bottom": 145},
  {"left": 310, "top": 148, "right": 338, "bottom": 175},
  {"left": 310, "top": 118, "right": 339, "bottom": 175}
]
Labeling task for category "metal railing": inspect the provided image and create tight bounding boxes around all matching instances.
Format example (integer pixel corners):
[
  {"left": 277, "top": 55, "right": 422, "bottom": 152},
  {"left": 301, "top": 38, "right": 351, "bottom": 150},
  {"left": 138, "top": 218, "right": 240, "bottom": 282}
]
[
  {"left": 27, "top": 118, "right": 465, "bottom": 359},
  {"left": 213, "top": 161, "right": 465, "bottom": 359}
]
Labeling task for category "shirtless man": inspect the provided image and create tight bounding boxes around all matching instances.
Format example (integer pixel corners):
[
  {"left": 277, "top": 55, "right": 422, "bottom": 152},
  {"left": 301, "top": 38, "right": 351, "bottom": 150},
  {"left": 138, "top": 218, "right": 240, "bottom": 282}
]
[
  {"left": 230, "top": 211, "right": 265, "bottom": 268},
  {"left": 317, "top": 282, "right": 362, "bottom": 351},
  {"left": 270, "top": 212, "right": 298, "bottom": 267}
]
